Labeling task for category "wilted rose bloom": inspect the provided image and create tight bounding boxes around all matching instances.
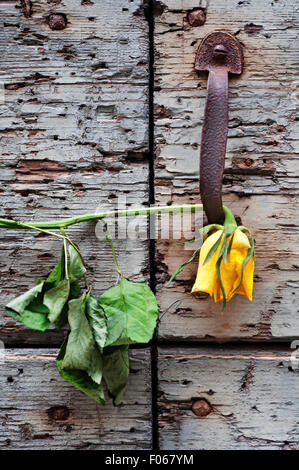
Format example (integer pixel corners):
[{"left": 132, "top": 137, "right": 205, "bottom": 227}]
[{"left": 191, "top": 228, "right": 254, "bottom": 303}]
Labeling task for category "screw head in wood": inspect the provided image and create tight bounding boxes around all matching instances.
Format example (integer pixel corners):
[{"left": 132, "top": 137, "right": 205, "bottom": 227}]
[
  {"left": 187, "top": 9, "right": 206, "bottom": 27},
  {"left": 47, "top": 13, "right": 67, "bottom": 31}
]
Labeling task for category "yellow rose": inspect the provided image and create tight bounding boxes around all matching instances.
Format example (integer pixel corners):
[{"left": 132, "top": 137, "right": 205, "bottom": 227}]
[{"left": 191, "top": 228, "right": 254, "bottom": 303}]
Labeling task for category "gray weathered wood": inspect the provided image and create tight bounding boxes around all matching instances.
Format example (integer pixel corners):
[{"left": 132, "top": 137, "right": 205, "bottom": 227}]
[
  {"left": 158, "top": 346, "right": 299, "bottom": 450},
  {"left": 154, "top": 0, "right": 299, "bottom": 341},
  {"left": 0, "top": 348, "right": 151, "bottom": 450},
  {"left": 0, "top": 0, "right": 150, "bottom": 344},
  {"left": 1, "top": 0, "right": 299, "bottom": 452}
]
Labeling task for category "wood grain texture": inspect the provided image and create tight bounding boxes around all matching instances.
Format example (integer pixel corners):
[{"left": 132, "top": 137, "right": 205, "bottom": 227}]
[
  {"left": 0, "top": 348, "right": 151, "bottom": 450},
  {"left": 154, "top": 0, "right": 299, "bottom": 341},
  {"left": 158, "top": 346, "right": 299, "bottom": 450},
  {"left": 0, "top": 0, "right": 150, "bottom": 344}
]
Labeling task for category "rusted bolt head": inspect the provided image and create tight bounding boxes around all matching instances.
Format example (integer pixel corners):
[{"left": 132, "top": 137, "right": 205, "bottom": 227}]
[
  {"left": 214, "top": 44, "right": 228, "bottom": 57},
  {"left": 47, "top": 13, "right": 67, "bottom": 31},
  {"left": 187, "top": 9, "right": 206, "bottom": 27},
  {"left": 192, "top": 398, "right": 212, "bottom": 417}
]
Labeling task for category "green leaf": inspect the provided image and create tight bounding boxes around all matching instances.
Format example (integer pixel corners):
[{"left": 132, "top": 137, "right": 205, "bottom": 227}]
[
  {"left": 57, "top": 340, "right": 105, "bottom": 405},
  {"left": 203, "top": 231, "right": 224, "bottom": 266},
  {"left": 87, "top": 347, "right": 103, "bottom": 385},
  {"left": 26, "top": 296, "right": 49, "bottom": 314},
  {"left": 44, "top": 278, "right": 70, "bottom": 323},
  {"left": 105, "top": 312, "right": 125, "bottom": 347},
  {"left": 54, "top": 281, "right": 81, "bottom": 328},
  {"left": 6, "top": 306, "right": 50, "bottom": 332},
  {"left": 99, "top": 278, "right": 158, "bottom": 347},
  {"left": 167, "top": 247, "right": 201, "bottom": 285},
  {"left": 68, "top": 245, "right": 86, "bottom": 283},
  {"left": 6, "top": 281, "right": 44, "bottom": 315},
  {"left": 70, "top": 280, "right": 81, "bottom": 299},
  {"left": 102, "top": 345, "right": 129, "bottom": 406},
  {"left": 62, "top": 295, "right": 95, "bottom": 370},
  {"left": 86, "top": 294, "right": 107, "bottom": 350},
  {"left": 5, "top": 281, "right": 51, "bottom": 331},
  {"left": 54, "top": 304, "right": 68, "bottom": 329},
  {"left": 46, "top": 247, "right": 65, "bottom": 286}
]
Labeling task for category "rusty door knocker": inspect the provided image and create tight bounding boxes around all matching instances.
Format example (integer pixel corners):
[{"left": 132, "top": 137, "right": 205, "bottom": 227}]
[{"left": 195, "top": 32, "right": 243, "bottom": 224}]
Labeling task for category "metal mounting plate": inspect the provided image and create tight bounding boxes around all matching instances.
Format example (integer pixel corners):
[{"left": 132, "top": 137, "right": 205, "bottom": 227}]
[{"left": 195, "top": 31, "right": 243, "bottom": 74}]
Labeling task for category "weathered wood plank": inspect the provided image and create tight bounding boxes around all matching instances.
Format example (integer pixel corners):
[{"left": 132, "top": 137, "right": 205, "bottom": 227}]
[
  {"left": 154, "top": 0, "right": 299, "bottom": 341},
  {"left": 158, "top": 346, "right": 299, "bottom": 450},
  {"left": 0, "top": 348, "right": 151, "bottom": 450},
  {"left": 0, "top": 0, "right": 150, "bottom": 344}
]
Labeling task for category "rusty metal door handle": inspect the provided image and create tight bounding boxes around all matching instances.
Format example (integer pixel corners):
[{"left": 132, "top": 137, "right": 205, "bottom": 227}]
[{"left": 195, "top": 32, "right": 243, "bottom": 224}]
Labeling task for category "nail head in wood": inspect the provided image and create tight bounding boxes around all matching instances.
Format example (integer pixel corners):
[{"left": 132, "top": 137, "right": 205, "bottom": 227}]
[{"left": 191, "top": 398, "right": 212, "bottom": 417}]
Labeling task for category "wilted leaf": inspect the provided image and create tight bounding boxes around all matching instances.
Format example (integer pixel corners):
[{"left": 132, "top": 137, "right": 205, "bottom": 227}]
[
  {"left": 102, "top": 345, "right": 129, "bottom": 406},
  {"left": 87, "top": 347, "right": 103, "bottom": 385},
  {"left": 6, "top": 281, "right": 50, "bottom": 331},
  {"left": 68, "top": 245, "right": 86, "bottom": 283},
  {"left": 99, "top": 278, "right": 158, "bottom": 347},
  {"left": 44, "top": 279, "right": 70, "bottom": 323},
  {"left": 46, "top": 247, "right": 65, "bottom": 286},
  {"left": 54, "top": 281, "right": 81, "bottom": 328},
  {"left": 62, "top": 295, "right": 95, "bottom": 370},
  {"left": 70, "top": 281, "right": 81, "bottom": 299},
  {"left": 86, "top": 294, "right": 107, "bottom": 350},
  {"left": 104, "top": 312, "right": 125, "bottom": 347},
  {"left": 6, "top": 281, "right": 44, "bottom": 315},
  {"left": 57, "top": 340, "right": 105, "bottom": 405}
]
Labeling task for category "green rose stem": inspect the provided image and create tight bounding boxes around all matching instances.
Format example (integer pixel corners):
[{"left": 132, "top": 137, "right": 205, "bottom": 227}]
[
  {"left": 0, "top": 204, "right": 237, "bottom": 289},
  {"left": 0, "top": 204, "right": 205, "bottom": 230},
  {"left": 0, "top": 204, "right": 209, "bottom": 289}
]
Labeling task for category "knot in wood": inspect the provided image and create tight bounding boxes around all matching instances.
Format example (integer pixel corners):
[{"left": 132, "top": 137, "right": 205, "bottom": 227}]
[
  {"left": 47, "top": 405, "right": 70, "bottom": 421},
  {"left": 47, "top": 13, "right": 67, "bottom": 30},
  {"left": 191, "top": 398, "right": 212, "bottom": 417},
  {"left": 187, "top": 9, "right": 206, "bottom": 27}
]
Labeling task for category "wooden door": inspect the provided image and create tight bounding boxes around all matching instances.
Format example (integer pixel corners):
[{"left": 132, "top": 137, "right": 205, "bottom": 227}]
[
  {"left": 0, "top": 0, "right": 298, "bottom": 450},
  {"left": 0, "top": 0, "right": 152, "bottom": 450},
  {"left": 155, "top": 0, "right": 299, "bottom": 449}
]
